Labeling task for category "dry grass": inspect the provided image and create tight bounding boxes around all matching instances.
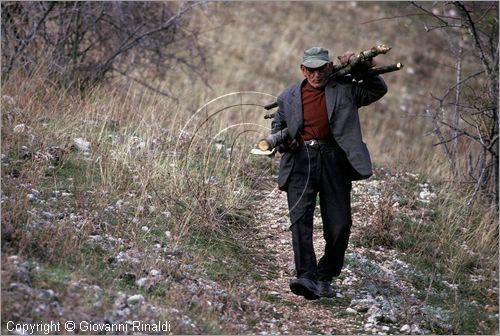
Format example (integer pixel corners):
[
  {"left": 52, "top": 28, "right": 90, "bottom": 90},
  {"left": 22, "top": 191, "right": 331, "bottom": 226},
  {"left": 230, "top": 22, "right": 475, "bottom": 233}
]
[
  {"left": 189, "top": 2, "right": 470, "bottom": 185},
  {"left": 352, "top": 166, "right": 498, "bottom": 333},
  {"left": 1, "top": 2, "right": 497, "bottom": 334},
  {"left": 1, "top": 64, "right": 267, "bottom": 332}
]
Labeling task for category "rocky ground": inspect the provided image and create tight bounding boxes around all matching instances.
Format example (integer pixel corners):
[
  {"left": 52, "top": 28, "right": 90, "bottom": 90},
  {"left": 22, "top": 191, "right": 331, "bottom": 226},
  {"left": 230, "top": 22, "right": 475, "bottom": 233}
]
[
  {"left": 246, "top": 170, "right": 455, "bottom": 335},
  {"left": 1, "top": 141, "right": 498, "bottom": 334}
]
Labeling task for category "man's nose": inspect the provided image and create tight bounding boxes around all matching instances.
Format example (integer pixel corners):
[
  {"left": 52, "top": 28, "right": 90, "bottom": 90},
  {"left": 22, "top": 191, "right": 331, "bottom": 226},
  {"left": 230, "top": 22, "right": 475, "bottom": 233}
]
[{"left": 311, "top": 71, "right": 320, "bottom": 78}]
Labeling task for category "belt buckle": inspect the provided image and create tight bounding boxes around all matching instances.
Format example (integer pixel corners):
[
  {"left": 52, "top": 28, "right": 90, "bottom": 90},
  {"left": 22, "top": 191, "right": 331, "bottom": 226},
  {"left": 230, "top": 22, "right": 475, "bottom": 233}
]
[{"left": 309, "top": 139, "right": 318, "bottom": 146}]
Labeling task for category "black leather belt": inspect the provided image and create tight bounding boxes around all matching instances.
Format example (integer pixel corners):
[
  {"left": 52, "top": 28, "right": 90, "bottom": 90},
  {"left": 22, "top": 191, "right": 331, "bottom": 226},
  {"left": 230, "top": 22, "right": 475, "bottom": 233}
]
[{"left": 303, "top": 139, "right": 330, "bottom": 146}]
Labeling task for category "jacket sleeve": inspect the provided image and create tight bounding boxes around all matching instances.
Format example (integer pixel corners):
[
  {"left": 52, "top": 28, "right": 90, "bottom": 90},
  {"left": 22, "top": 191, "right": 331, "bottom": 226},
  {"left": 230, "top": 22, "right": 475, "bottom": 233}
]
[
  {"left": 271, "top": 94, "right": 286, "bottom": 134},
  {"left": 352, "top": 75, "right": 388, "bottom": 107}
]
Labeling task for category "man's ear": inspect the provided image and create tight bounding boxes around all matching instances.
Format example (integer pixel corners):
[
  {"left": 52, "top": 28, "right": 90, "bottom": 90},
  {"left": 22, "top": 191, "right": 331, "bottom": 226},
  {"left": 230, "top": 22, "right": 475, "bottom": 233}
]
[{"left": 300, "top": 64, "right": 307, "bottom": 76}]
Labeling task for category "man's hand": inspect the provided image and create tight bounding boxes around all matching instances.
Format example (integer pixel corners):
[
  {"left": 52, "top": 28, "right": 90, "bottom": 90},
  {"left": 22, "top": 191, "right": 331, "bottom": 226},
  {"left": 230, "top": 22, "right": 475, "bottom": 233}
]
[
  {"left": 278, "top": 138, "right": 299, "bottom": 153},
  {"left": 340, "top": 50, "right": 376, "bottom": 75},
  {"left": 338, "top": 51, "right": 375, "bottom": 77},
  {"left": 339, "top": 51, "right": 355, "bottom": 65}
]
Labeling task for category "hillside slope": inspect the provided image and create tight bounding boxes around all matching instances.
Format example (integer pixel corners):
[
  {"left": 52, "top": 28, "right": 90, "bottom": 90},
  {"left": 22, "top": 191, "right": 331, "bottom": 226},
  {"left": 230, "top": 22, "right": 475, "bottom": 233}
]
[
  {"left": 2, "top": 2, "right": 498, "bottom": 335},
  {"left": 2, "top": 145, "right": 497, "bottom": 334}
]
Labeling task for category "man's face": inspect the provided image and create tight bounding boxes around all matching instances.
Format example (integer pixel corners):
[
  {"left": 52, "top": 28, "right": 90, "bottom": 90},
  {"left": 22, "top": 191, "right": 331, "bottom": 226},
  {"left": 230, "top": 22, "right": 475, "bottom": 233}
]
[{"left": 301, "top": 62, "right": 332, "bottom": 88}]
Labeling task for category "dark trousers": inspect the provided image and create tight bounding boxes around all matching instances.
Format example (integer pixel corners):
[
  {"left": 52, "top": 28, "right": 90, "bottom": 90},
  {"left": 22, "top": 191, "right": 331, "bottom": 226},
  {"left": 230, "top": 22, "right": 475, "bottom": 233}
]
[{"left": 286, "top": 142, "right": 352, "bottom": 282}]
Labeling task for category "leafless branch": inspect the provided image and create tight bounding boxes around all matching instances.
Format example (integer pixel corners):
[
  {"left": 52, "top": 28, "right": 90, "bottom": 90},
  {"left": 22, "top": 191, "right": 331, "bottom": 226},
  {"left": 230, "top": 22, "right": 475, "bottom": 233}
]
[
  {"left": 3, "top": 2, "right": 55, "bottom": 77},
  {"left": 410, "top": 2, "right": 449, "bottom": 25},
  {"left": 408, "top": 2, "right": 498, "bottom": 204},
  {"left": 455, "top": 2, "right": 493, "bottom": 79},
  {"left": 1, "top": 1, "right": 214, "bottom": 93},
  {"left": 111, "top": 67, "right": 178, "bottom": 102},
  {"left": 360, "top": 12, "right": 430, "bottom": 25}
]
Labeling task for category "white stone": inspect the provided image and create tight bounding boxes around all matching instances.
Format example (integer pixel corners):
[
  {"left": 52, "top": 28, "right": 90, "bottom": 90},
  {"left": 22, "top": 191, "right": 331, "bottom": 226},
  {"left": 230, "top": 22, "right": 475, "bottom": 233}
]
[
  {"left": 14, "top": 328, "right": 29, "bottom": 335},
  {"left": 41, "top": 211, "right": 55, "bottom": 219},
  {"left": 411, "top": 324, "right": 421, "bottom": 334},
  {"left": 13, "top": 124, "right": 30, "bottom": 133},
  {"left": 135, "top": 278, "right": 147, "bottom": 288},
  {"left": 127, "top": 294, "right": 144, "bottom": 305},
  {"left": 73, "top": 138, "right": 91, "bottom": 152},
  {"left": 88, "top": 235, "right": 103, "bottom": 243},
  {"left": 400, "top": 324, "right": 411, "bottom": 332},
  {"left": 3, "top": 95, "right": 16, "bottom": 105},
  {"left": 27, "top": 193, "right": 38, "bottom": 201},
  {"left": 346, "top": 307, "right": 358, "bottom": 314}
]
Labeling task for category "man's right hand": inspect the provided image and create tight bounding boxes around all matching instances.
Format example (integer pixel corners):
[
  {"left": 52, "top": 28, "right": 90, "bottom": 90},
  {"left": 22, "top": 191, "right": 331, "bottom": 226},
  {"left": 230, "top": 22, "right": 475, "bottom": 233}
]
[{"left": 278, "top": 138, "right": 299, "bottom": 153}]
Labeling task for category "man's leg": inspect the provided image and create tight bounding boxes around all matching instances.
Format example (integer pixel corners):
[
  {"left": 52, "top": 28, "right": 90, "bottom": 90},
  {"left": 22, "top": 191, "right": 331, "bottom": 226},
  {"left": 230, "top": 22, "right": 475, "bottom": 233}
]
[
  {"left": 317, "top": 147, "right": 353, "bottom": 281},
  {"left": 289, "top": 200, "right": 317, "bottom": 281},
  {"left": 286, "top": 147, "right": 320, "bottom": 282}
]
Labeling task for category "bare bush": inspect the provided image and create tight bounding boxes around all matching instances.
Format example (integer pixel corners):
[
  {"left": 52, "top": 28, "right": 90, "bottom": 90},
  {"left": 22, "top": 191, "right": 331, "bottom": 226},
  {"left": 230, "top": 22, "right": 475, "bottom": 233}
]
[
  {"left": 1, "top": 1, "right": 210, "bottom": 93},
  {"left": 355, "top": 177, "right": 400, "bottom": 248},
  {"left": 409, "top": 2, "right": 498, "bottom": 205}
]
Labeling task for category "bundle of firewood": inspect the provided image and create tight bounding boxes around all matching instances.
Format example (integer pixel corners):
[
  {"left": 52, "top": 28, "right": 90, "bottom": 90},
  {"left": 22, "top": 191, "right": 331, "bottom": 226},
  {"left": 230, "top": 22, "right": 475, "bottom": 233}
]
[
  {"left": 262, "top": 45, "right": 402, "bottom": 115},
  {"left": 252, "top": 45, "right": 402, "bottom": 155}
]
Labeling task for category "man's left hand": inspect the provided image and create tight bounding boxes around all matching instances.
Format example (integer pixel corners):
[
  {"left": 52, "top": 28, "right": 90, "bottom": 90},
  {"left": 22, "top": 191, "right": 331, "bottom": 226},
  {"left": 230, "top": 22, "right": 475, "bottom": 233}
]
[
  {"left": 339, "top": 50, "right": 377, "bottom": 72},
  {"left": 339, "top": 51, "right": 355, "bottom": 65}
]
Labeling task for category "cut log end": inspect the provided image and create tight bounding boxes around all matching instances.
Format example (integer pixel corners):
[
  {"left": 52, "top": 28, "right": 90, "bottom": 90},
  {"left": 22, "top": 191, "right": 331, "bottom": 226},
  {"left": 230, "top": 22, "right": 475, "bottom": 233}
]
[
  {"left": 258, "top": 139, "right": 271, "bottom": 151},
  {"left": 374, "top": 44, "right": 392, "bottom": 53}
]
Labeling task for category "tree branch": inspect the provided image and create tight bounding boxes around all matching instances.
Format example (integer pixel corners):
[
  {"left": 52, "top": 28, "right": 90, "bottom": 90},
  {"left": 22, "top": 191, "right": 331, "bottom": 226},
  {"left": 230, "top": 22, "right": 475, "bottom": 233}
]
[
  {"left": 455, "top": 2, "right": 493, "bottom": 79},
  {"left": 111, "top": 66, "right": 178, "bottom": 102},
  {"left": 4, "top": 2, "right": 56, "bottom": 78},
  {"left": 410, "top": 2, "right": 449, "bottom": 25}
]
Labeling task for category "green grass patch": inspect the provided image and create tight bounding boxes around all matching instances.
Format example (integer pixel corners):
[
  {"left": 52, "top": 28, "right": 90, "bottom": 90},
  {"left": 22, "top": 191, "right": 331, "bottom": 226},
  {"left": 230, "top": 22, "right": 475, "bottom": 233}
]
[
  {"left": 33, "top": 264, "right": 72, "bottom": 290},
  {"left": 319, "top": 295, "right": 352, "bottom": 310},
  {"left": 392, "top": 196, "right": 498, "bottom": 334},
  {"left": 261, "top": 294, "right": 298, "bottom": 309},
  {"left": 187, "top": 228, "right": 262, "bottom": 284},
  {"left": 450, "top": 301, "right": 498, "bottom": 335}
]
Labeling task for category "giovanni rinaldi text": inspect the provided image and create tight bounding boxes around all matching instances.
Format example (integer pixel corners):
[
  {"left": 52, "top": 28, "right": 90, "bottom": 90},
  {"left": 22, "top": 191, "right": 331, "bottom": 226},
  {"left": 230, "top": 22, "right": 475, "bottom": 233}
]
[{"left": 6, "top": 320, "right": 172, "bottom": 334}]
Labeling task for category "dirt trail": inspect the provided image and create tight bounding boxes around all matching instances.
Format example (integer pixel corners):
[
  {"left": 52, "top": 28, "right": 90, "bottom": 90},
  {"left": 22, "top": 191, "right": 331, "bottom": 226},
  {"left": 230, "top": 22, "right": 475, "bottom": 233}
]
[
  {"left": 249, "top": 182, "right": 363, "bottom": 334},
  {"left": 246, "top": 172, "right": 451, "bottom": 335},
  {"left": 1, "top": 163, "right": 473, "bottom": 335}
]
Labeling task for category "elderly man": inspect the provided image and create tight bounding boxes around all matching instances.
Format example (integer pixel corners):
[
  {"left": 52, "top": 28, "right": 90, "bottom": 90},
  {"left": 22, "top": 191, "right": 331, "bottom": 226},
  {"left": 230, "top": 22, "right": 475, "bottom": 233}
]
[{"left": 271, "top": 47, "right": 387, "bottom": 300}]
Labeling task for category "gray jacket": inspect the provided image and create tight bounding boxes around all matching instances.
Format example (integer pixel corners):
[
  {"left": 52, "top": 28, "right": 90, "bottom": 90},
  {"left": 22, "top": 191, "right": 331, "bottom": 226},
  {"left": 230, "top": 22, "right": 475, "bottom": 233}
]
[{"left": 271, "top": 75, "right": 388, "bottom": 190}]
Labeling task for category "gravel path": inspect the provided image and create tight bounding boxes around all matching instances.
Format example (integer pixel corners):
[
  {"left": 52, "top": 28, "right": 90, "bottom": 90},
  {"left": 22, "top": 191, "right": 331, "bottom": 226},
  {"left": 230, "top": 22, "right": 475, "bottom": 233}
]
[
  {"left": 246, "top": 171, "right": 454, "bottom": 335},
  {"left": 3, "top": 163, "right": 494, "bottom": 334}
]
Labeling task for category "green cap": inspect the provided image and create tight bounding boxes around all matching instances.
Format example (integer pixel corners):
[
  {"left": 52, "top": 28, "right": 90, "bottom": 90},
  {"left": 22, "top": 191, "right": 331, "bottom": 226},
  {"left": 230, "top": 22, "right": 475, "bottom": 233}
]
[{"left": 302, "top": 47, "right": 330, "bottom": 68}]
